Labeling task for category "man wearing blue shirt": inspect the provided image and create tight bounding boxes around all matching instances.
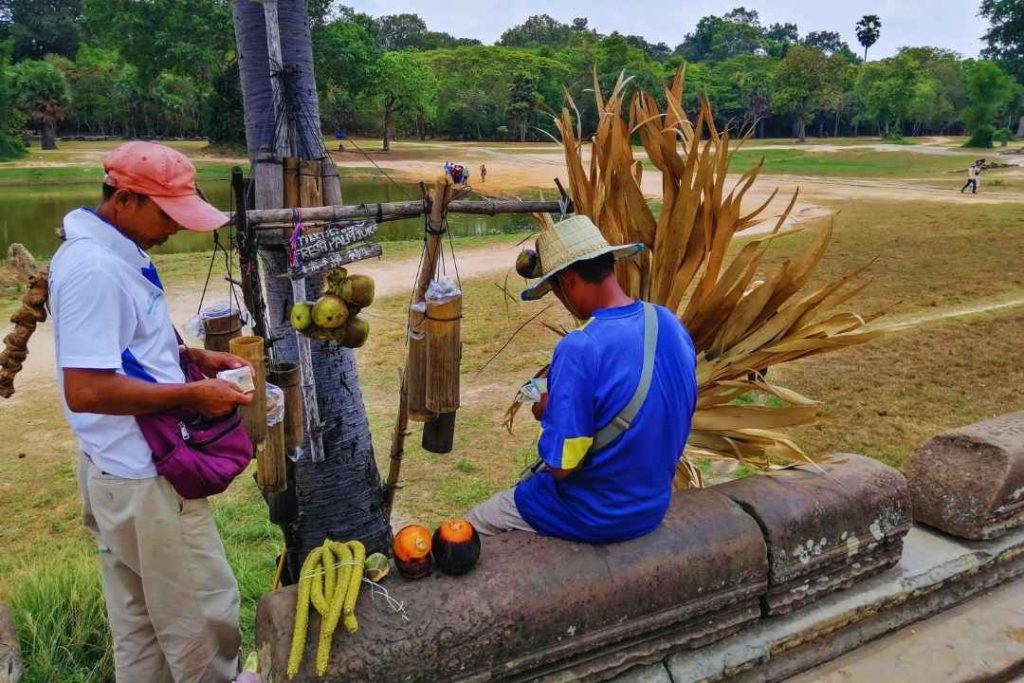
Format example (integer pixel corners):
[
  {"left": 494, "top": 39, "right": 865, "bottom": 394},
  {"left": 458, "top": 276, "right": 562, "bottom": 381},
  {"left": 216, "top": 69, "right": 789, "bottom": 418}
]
[{"left": 467, "top": 216, "right": 698, "bottom": 544}]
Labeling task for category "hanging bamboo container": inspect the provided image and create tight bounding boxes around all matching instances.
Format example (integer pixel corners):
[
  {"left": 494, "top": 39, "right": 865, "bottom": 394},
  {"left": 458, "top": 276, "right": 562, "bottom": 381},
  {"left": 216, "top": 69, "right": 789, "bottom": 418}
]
[
  {"left": 269, "top": 362, "right": 303, "bottom": 458},
  {"left": 425, "top": 293, "right": 461, "bottom": 413},
  {"left": 406, "top": 304, "right": 431, "bottom": 422},
  {"left": 258, "top": 422, "right": 287, "bottom": 494},
  {"left": 229, "top": 335, "right": 267, "bottom": 444},
  {"left": 254, "top": 362, "right": 293, "bottom": 495},
  {"left": 423, "top": 293, "right": 461, "bottom": 453},
  {"left": 202, "top": 310, "right": 242, "bottom": 353}
]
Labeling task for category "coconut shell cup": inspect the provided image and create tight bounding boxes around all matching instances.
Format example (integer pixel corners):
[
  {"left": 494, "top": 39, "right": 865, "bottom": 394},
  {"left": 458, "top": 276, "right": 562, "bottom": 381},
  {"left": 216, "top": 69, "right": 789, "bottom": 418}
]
[
  {"left": 432, "top": 519, "right": 481, "bottom": 576},
  {"left": 394, "top": 525, "right": 434, "bottom": 579}
]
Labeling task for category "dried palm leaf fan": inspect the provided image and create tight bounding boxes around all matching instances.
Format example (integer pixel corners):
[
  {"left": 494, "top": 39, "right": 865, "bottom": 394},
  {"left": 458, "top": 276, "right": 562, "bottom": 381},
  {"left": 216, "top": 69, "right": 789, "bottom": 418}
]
[{"left": 511, "top": 68, "right": 887, "bottom": 489}]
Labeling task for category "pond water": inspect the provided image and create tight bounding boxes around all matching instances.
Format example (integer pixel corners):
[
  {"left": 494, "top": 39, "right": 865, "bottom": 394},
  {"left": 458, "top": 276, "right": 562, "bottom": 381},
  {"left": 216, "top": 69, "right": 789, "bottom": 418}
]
[{"left": 0, "top": 176, "right": 534, "bottom": 259}]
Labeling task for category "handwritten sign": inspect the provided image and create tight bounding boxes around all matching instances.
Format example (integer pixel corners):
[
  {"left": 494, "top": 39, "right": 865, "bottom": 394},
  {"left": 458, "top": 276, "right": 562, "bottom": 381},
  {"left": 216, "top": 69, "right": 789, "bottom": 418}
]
[{"left": 289, "top": 221, "right": 381, "bottom": 279}]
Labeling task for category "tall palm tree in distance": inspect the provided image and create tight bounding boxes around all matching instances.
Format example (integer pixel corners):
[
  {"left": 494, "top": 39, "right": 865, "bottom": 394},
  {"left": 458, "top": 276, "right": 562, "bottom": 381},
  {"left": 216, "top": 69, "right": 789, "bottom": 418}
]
[{"left": 856, "top": 15, "right": 882, "bottom": 62}]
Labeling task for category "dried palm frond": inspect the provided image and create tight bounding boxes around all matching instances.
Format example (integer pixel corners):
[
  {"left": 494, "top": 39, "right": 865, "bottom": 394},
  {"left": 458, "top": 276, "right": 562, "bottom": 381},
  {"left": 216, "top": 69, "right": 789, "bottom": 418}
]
[{"left": 512, "top": 68, "right": 887, "bottom": 489}]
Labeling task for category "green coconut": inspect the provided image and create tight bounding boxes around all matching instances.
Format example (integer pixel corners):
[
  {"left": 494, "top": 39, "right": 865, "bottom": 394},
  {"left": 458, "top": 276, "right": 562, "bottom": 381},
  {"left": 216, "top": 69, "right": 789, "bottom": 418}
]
[
  {"left": 289, "top": 302, "right": 313, "bottom": 331},
  {"left": 311, "top": 294, "right": 349, "bottom": 329},
  {"left": 341, "top": 316, "right": 370, "bottom": 348},
  {"left": 340, "top": 274, "right": 375, "bottom": 308}
]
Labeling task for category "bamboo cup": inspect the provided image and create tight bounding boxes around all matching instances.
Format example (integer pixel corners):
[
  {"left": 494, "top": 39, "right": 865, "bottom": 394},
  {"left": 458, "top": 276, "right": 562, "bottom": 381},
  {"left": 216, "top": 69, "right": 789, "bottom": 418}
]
[{"left": 229, "top": 335, "right": 267, "bottom": 444}]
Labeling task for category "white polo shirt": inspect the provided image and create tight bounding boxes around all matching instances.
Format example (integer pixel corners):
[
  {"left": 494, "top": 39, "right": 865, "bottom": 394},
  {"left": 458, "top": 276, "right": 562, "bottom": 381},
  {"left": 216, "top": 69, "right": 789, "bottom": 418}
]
[{"left": 50, "top": 208, "right": 185, "bottom": 478}]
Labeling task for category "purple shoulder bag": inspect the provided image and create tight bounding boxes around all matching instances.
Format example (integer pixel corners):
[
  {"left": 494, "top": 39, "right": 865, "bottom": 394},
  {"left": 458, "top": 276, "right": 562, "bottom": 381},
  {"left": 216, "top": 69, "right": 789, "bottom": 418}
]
[{"left": 136, "top": 347, "right": 254, "bottom": 499}]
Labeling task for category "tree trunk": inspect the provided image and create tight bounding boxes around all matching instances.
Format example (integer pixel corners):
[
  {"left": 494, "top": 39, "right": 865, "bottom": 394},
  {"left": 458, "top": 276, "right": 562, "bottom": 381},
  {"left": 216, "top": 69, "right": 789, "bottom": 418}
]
[
  {"left": 261, "top": 248, "right": 390, "bottom": 560},
  {"left": 796, "top": 117, "right": 806, "bottom": 143},
  {"left": 382, "top": 108, "right": 392, "bottom": 152},
  {"left": 42, "top": 119, "right": 57, "bottom": 150},
  {"left": 278, "top": 1, "right": 323, "bottom": 159},
  {"left": 232, "top": 0, "right": 391, "bottom": 568},
  {"left": 833, "top": 112, "right": 840, "bottom": 137},
  {"left": 1016, "top": 115, "right": 1024, "bottom": 139}
]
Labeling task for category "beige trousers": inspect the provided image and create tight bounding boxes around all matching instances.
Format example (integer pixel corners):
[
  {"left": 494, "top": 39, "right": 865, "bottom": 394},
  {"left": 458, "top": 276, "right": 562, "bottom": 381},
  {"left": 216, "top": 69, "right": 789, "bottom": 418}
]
[
  {"left": 465, "top": 487, "right": 536, "bottom": 536},
  {"left": 78, "top": 454, "right": 241, "bottom": 682}
]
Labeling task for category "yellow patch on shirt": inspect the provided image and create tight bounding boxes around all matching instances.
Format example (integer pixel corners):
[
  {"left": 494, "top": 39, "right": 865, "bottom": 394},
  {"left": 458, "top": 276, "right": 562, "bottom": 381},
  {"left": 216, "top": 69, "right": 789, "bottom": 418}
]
[{"left": 561, "top": 436, "right": 594, "bottom": 469}]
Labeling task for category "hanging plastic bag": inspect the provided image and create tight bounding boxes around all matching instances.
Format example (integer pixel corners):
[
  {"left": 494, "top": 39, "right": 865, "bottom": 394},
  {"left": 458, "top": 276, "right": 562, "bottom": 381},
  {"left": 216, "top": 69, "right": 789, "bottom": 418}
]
[
  {"left": 266, "top": 382, "right": 285, "bottom": 427},
  {"left": 426, "top": 276, "right": 461, "bottom": 304}
]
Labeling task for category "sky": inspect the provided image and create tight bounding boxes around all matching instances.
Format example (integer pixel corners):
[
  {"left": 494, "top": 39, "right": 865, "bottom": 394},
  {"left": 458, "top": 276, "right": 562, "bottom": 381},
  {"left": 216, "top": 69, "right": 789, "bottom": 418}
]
[{"left": 346, "top": 0, "right": 990, "bottom": 59}]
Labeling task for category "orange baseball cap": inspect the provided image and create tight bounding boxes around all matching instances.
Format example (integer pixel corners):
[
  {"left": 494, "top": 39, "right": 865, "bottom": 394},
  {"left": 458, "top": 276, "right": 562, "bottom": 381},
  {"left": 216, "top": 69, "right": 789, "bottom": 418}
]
[{"left": 103, "top": 141, "right": 228, "bottom": 232}]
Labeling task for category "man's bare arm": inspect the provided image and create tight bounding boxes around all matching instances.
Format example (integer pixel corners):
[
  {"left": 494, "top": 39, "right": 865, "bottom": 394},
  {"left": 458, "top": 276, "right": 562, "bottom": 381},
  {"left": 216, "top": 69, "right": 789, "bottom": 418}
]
[{"left": 63, "top": 368, "right": 252, "bottom": 418}]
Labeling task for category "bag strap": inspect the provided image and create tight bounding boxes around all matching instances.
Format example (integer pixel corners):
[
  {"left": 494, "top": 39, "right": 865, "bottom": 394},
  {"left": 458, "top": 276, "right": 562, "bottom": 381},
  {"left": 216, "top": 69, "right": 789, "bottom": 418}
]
[{"left": 591, "top": 302, "right": 659, "bottom": 452}]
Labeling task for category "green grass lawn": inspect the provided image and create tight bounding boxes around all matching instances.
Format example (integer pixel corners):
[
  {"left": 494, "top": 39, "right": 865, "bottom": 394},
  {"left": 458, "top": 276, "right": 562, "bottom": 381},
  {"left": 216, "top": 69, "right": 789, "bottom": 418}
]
[
  {"left": 4, "top": 141, "right": 1024, "bottom": 681},
  {"left": 718, "top": 147, "right": 979, "bottom": 178}
]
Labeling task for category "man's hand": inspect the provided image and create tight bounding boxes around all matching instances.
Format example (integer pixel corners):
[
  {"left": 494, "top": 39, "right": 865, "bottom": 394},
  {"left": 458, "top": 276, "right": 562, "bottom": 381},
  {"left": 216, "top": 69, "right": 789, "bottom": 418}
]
[
  {"left": 189, "top": 379, "right": 253, "bottom": 418},
  {"left": 531, "top": 393, "right": 549, "bottom": 421},
  {"left": 188, "top": 348, "right": 253, "bottom": 378}
]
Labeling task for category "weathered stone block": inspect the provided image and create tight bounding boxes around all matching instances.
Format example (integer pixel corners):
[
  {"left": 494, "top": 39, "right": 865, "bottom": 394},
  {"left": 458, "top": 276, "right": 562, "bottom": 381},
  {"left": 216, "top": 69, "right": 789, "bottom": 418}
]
[
  {"left": 0, "top": 603, "right": 23, "bottom": 683},
  {"left": 257, "top": 489, "right": 768, "bottom": 682},
  {"left": 717, "top": 453, "right": 911, "bottom": 615},
  {"left": 905, "top": 411, "right": 1024, "bottom": 540}
]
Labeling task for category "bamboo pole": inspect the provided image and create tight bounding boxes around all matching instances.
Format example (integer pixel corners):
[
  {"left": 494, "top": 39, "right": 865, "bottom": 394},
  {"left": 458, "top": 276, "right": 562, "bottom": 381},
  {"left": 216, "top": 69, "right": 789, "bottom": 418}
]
[
  {"left": 298, "top": 159, "right": 323, "bottom": 207},
  {"left": 385, "top": 177, "right": 454, "bottom": 516},
  {"left": 383, "top": 369, "right": 409, "bottom": 518},
  {"left": 406, "top": 177, "right": 453, "bottom": 421},
  {"left": 241, "top": 198, "right": 567, "bottom": 227},
  {"left": 321, "top": 159, "right": 342, "bottom": 206},
  {"left": 283, "top": 157, "right": 300, "bottom": 208},
  {"left": 292, "top": 158, "right": 326, "bottom": 462}
]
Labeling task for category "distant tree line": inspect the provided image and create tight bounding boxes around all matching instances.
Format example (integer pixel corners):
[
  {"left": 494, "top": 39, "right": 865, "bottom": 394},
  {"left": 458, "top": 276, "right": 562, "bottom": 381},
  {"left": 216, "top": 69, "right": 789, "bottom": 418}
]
[{"left": 0, "top": 1, "right": 1022, "bottom": 159}]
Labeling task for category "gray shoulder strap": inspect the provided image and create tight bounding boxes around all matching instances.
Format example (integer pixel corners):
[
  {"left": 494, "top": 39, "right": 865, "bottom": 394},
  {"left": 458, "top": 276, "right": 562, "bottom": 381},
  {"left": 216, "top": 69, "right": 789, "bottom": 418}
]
[{"left": 591, "top": 302, "right": 659, "bottom": 452}]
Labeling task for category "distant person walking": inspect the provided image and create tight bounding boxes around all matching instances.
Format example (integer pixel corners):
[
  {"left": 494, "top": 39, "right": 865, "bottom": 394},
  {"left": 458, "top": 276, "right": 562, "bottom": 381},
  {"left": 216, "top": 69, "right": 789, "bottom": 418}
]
[
  {"left": 960, "top": 161, "right": 979, "bottom": 194},
  {"left": 480, "top": 164, "right": 487, "bottom": 183}
]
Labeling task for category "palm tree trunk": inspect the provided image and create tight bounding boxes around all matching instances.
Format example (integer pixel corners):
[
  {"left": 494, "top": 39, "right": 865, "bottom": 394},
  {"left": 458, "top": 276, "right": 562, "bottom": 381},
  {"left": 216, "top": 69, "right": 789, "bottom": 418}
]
[
  {"left": 42, "top": 120, "right": 57, "bottom": 150},
  {"left": 232, "top": 0, "right": 391, "bottom": 567},
  {"left": 260, "top": 248, "right": 390, "bottom": 560}
]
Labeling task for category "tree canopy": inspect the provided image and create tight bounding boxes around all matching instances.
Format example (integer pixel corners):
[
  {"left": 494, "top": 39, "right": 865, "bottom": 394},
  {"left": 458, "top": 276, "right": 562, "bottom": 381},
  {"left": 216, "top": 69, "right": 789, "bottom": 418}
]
[{"left": 0, "top": 1, "right": 1019, "bottom": 157}]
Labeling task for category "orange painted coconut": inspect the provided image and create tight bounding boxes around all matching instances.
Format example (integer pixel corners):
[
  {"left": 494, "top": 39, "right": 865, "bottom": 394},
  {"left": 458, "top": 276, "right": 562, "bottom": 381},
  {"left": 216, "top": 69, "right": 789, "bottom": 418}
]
[
  {"left": 393, "top": 524, "right": 434, "bottom": 579},
  {"left": 432, "top": 518, "right": 481, "bottom": 575}
]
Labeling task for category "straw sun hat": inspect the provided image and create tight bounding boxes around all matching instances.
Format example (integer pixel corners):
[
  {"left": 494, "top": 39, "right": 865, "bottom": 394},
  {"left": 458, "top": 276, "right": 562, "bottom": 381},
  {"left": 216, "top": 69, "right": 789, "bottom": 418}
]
[{"left": 521, "top": 215, "right": 643, "bottom": 301}]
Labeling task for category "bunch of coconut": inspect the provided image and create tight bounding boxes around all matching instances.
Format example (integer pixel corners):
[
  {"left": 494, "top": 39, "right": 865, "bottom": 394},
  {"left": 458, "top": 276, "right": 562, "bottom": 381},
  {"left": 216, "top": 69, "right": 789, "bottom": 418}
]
[{"left": 289, "top": 268, "right": 374, "bottom": 348}]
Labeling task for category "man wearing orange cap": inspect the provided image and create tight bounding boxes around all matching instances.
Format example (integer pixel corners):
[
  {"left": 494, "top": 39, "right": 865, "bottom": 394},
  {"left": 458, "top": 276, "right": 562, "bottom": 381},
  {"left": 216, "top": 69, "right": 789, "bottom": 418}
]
[{"left": 50, "top": 141, "right": 252, "bottom": 681}]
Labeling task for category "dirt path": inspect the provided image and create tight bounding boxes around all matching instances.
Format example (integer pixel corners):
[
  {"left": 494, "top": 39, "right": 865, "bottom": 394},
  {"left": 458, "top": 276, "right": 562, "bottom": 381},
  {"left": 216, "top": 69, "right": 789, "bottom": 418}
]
[
  {"left": 334, "top": 145, "right": 1024, "bottom": 212},
  {"left": 877, "top": 296, "right": 1024, "bottom": 329}
]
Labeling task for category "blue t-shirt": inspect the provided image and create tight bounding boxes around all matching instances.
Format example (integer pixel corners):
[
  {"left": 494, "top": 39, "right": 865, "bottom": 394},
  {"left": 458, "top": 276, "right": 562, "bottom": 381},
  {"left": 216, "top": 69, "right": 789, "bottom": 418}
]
[{"left": 514, "top": 301, "right": 697, "bottom": 543}]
